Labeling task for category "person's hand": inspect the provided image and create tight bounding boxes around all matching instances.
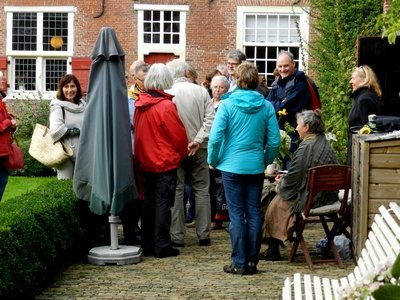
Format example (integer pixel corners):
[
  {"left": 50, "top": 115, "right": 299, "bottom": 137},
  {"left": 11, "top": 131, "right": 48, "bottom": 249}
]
[
  {"left": 187, "top": 141, "right": 200, "bottom": 156},
  {"left": 64, "top": 128, "right": 80, "bottom": 138},
  {"left": 10, "top": 119, "right": 17, "bottom": 128},
  {"left": 209, "top": 165, "right": 215, "bottom": 170},
  {"left": 274, "top": 174, "right": 284, "bottom": 183}
]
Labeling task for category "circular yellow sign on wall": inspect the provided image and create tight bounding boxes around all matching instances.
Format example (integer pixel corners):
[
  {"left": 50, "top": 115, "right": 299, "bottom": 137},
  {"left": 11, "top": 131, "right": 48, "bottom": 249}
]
[{"left": 50, "top": 36, "right": 63, "bottom": 49}]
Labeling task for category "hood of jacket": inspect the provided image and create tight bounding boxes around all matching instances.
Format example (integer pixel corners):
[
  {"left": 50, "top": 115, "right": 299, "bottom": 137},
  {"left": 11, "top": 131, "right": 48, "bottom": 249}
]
[
  {"left": 50, "top": 99, "right": 86, "bottom": 114},
  {"left": 135, "top": 89, "right": 174, "bottom": 111},
  {"left": 223, "top": 88, "right": 266, "bottom": 114}
]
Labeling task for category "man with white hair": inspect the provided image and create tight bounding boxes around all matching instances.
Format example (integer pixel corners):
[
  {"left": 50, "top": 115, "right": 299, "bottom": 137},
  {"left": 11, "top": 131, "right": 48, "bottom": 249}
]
[{"left": 166, "top": 59, "right": 215, "bottom": 247}]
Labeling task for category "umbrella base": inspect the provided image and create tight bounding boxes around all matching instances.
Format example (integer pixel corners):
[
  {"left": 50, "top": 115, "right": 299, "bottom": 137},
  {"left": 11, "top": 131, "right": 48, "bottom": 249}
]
[{"left": 88, "top": 245, "right": 142, "bottom": 265}]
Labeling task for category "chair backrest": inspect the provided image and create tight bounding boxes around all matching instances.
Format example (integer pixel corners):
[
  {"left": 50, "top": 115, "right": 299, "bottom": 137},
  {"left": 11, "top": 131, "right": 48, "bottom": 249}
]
[{"left": 304, "top": 164, "right": 352, "bottom": 215}]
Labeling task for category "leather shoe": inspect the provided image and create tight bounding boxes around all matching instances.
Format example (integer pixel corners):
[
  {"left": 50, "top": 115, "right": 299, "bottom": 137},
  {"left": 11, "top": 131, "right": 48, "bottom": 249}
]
[
  {"left": 223, "top": 264, "right": 246, "bottom": 275},
  {"left": 211, "top": 222, "right": 223, "bottom": 230},
  {"left": 246, "top": 262, "right": 258, "bottom": 275},
  {"left": 154, "top": 247, "right": 180, "bottom": 258},
  {"left": 171, "top": 241, "right": 185, "bottom": 248},
  {"left": 259, "top": 247, "right": 281, "bottom": 261},
  {"left": 199, "top": 238, "right": 211, "bottom": 246}
]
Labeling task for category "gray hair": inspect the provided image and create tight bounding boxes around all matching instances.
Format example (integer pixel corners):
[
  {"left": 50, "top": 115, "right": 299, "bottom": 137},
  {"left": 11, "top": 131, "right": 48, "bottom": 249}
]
[
  {"left": 296, "top": 109, "right": 325, "bottom": 134},
  {"left": 226, "top": 49, "right": 246, "bottom": 63},
  {"left": 133, "top": 61, "right": 150, "bottom": 75},
  {"left": 211, "top": 75, "right": 229, "bottom": 91},
  {"left": 278, "top": 50, "right": 295, "bottom": 62},
  {"left": 166, "top": 59, "right": 189, "bottom": 79},
  {"left": 144, "top": 63, "right": 173, "bottom": 91},
  {"left": 216, "top": 64, "right": 228, "bottom": 77}
]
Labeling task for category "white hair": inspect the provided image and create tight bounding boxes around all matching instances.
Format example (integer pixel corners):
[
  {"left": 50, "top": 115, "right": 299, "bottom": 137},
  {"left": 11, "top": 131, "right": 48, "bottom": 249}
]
[{"left": 144, "top": 63, "right": 173, "bottom": 91}]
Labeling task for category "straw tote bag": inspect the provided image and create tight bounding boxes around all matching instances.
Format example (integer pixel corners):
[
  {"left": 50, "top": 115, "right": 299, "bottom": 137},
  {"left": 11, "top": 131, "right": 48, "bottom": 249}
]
[{"left": 29, "top": 123, "right": 73, "bottom": 168}]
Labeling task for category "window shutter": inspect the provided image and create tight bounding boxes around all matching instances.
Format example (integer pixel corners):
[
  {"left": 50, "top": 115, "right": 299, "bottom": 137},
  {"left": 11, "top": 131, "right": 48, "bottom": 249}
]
[
  {"left": 0, "top": 57, "right": 7, "bottom": 91},
  {"left": 71, "top": 57, "right": 92, "bottom": 95}
]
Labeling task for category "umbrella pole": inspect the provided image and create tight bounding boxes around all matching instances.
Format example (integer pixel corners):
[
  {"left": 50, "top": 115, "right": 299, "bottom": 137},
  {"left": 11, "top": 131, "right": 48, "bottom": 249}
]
[{"left": 109, "top": 215, "right": 120, "bottom": 250}]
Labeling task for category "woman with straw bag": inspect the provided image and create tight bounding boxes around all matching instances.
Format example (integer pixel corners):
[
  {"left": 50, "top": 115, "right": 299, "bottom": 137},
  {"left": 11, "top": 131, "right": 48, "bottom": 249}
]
[{"left": 49, "top": 74, "right": 86, "bottom": 179}]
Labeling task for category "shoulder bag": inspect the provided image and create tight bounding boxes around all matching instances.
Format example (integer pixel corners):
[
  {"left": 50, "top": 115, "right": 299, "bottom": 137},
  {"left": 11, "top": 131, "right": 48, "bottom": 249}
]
[
  {"left": 28, "top": 123, "right": 73, "bottom": 168},
  {"left": 4, "top": 132, "right": 25, "bottom": 170}
]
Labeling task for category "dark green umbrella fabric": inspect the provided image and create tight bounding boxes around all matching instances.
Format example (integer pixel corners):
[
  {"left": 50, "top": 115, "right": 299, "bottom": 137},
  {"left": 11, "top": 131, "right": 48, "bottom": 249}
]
[{"left": 73, "top": 27, "right": 137, "bottom": 215}]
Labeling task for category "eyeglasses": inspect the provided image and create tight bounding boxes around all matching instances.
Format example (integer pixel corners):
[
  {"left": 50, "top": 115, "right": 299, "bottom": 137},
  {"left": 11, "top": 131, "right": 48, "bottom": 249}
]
[{"left": 227, "top": 61, "right": 240, "bottom": 66}]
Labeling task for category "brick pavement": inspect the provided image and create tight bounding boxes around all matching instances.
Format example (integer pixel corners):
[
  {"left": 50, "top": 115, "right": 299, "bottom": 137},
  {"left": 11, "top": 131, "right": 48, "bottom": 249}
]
[{"left": 36, "top": 224, "right": 354, "bottom": 300}]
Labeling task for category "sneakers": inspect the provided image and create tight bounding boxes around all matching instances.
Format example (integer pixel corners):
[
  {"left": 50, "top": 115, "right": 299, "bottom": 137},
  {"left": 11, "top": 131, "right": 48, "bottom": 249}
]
[
  {"left": 154, "top": 247, "right": 180, "bottom": 258},
  {"left": 223, "top": 264, "right": 246, "bottom": 275}
]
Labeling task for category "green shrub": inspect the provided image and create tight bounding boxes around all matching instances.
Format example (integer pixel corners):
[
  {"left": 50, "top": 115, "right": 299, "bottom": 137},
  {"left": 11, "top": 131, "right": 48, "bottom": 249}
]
[
  {"left": 0, "top": 179, "right": 83, "bottom": 299},
  {"left": 13, "top": 98, "right": 56, "bottom": 176}
]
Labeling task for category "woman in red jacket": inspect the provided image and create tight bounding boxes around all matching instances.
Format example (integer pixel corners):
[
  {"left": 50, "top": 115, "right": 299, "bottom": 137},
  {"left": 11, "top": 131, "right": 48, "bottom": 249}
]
[
  {"left": 0, "top": 71, "right": 18, "bottom": 200},
  {"left": 134, "top": 63, "right": 188, "bottom": 258}
]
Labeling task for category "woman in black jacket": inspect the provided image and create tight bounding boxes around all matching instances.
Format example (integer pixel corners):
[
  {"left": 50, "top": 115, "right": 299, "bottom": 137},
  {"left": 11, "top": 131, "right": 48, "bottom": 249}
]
[{"left": 347, "top": 65, "right": 384, "bottom": 165}]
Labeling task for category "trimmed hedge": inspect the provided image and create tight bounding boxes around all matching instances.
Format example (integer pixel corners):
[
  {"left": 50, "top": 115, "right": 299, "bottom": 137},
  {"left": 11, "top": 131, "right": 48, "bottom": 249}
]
[{"left": 0, "top": 179, "right": 83, "bottom": 299}]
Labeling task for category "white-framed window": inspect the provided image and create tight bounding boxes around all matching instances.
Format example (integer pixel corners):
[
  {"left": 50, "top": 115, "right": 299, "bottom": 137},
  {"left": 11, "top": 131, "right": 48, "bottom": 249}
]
[
  {"left": 5, "top": 6, "right": 76, "bottom": 98},
  {"left": 134, "top": 4, "right": 189, "bottom": 61},
  {"left": 237, "top": 6, "right": 309, "bottom": 86}
]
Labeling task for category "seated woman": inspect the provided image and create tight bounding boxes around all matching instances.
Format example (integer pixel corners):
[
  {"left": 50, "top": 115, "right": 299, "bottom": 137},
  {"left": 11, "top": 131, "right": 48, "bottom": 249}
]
[{"left": 260, "top": 109, "right": 338, "bottom": 261}]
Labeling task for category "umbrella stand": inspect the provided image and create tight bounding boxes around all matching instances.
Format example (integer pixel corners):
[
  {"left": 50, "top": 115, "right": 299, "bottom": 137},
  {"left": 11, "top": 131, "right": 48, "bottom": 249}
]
[{"left": 87, "top": 215, "right": 142, "bottom": 265}]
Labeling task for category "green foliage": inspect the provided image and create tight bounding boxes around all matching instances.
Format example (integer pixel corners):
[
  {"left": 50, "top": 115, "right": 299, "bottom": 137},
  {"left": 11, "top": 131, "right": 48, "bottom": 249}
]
[
  {"left": 0, "top": 179, "right": 83, "bottom": 299},
  {"left": 372, "top": 285, "right": 400, "bottom": 300},
  {"left": 305, "top": 0, "right": 382, "bottom": 163},
  {"left": 13, "top": 98, "right": 55, "bottom": 176},
  {"left": 376, "top": 1, "right": 400, "bottom": 44},
  {"left": 372, "top": 253, "right": 400, "bottom": 300}
]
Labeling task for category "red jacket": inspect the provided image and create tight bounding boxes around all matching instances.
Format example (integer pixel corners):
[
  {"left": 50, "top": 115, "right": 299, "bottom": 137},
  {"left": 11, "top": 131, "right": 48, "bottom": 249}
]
[
  {"left": 0, "top": 96, "right": 12, "bottom": 157},
  {"left": 134, "top": 89, "right": 188, "bottom": 173}
]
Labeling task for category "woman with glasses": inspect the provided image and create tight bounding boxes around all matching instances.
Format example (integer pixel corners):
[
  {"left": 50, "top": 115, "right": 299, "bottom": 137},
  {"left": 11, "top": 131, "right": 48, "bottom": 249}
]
[{"left": 347, "top": 65, "right": 384, "bottom": 165}]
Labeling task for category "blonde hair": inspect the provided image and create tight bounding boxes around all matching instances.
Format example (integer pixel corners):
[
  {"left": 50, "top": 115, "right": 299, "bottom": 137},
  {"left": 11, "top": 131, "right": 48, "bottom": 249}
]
[{"left": 352, "top": 65, "right": 382, "bottom": 97}]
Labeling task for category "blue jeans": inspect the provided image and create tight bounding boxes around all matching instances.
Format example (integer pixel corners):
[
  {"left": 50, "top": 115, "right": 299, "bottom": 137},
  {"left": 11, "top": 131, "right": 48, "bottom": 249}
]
[
  {"left": 0, "top": 165, "right": 8, "bottom": 201},
  {"left": 221, "top": 171, "right": 264, "bottom": 269}
]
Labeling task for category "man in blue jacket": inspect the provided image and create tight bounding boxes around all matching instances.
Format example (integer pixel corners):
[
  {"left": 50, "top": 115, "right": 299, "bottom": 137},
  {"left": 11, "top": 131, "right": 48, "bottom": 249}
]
[{"left": 266, "top": 51, "right": 312, "bottom": 168}]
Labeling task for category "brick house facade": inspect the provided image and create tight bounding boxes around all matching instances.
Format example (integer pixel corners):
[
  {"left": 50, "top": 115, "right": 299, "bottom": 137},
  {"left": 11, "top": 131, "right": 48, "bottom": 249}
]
[{"left": 0, "top": 0, "right": 312, "bottom": 104}]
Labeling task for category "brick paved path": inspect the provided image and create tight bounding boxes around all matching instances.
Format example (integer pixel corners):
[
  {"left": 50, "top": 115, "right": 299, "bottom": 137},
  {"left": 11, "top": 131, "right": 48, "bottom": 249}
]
[{"left": 37, "top": 224, "right": 354, "bottom": 299}]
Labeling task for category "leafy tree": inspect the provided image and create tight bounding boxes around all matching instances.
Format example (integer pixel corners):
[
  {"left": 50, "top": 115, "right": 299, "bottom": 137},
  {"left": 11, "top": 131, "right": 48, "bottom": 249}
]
[
  {"left": 302, "top": 0, "right": 382, "bottom": 163},
  {"left": 376, "top": 0, "right": 400, "bottom": 44}
]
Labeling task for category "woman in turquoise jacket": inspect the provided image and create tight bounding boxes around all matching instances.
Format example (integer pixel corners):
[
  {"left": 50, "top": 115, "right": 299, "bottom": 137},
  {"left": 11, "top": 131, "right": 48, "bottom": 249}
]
[{"left": 208, "top": 62, "right": 280, "bottom": 275}]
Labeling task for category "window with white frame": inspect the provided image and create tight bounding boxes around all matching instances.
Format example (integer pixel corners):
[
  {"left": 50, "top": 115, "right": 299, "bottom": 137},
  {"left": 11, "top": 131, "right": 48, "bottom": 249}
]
[
  {"left": 134, "top": 4, "right": 189, "bottom": 61},
  {"left": 237, "top": 7, "right": 309, "bottom": 86},
  {"left": 5, "top": 6, "right": 75, "bottom": 96}
]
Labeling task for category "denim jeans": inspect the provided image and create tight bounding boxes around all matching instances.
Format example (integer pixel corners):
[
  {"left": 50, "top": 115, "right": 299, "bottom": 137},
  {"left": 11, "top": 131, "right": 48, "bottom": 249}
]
[
  {"left": 221, "top": 171, "right": 264, "bottom": 269},
  {"left": 0, "top": 165, "right": 8, "bottom": 201}
]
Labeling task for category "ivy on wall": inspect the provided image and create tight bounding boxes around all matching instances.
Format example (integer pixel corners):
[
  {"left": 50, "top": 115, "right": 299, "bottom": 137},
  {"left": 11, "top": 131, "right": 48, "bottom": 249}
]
[
  {"left": 303, "top": 0, "right": 382, "bottom": 163},
  {"left": 377, "top": 0, "right": 400, "bottom": 44}
]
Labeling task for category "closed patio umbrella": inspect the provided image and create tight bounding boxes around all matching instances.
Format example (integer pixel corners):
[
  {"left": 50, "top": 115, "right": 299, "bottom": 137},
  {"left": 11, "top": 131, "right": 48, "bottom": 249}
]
[{"left": 73, "top": 27, "right": 140, "bottom": 265}]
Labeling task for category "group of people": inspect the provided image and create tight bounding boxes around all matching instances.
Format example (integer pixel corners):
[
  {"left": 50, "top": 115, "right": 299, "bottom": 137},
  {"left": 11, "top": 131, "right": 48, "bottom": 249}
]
[{"left": 26, "top": 48, "right": 385, "bottom": 274}]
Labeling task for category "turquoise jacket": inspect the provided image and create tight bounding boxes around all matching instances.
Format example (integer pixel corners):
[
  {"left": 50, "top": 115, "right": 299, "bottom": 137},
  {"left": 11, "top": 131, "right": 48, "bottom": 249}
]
[{"left": 208, "top": 88, "right": 280, "bottom": 174}]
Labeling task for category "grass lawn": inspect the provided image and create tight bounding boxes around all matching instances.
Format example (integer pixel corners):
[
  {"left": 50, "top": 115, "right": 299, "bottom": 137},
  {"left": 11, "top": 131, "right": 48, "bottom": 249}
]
[{"left": 2, "top": 176, "right": 56, "bottom": 202}]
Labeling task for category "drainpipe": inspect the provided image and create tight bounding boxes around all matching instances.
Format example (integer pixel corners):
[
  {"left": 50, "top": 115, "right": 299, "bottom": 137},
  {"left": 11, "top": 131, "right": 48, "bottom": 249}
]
[{"left": 94, "top": 0, "right": 105, "bottom": 18}]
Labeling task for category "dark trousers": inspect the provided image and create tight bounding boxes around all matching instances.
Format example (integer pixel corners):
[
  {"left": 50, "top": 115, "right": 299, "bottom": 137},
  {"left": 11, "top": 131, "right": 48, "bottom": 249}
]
[
  {"left": 0, "top": 165, "right": 8, "bottom": 201},
  {"left": 141, "top": 169, "right": 177, "bottom": 254}
]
